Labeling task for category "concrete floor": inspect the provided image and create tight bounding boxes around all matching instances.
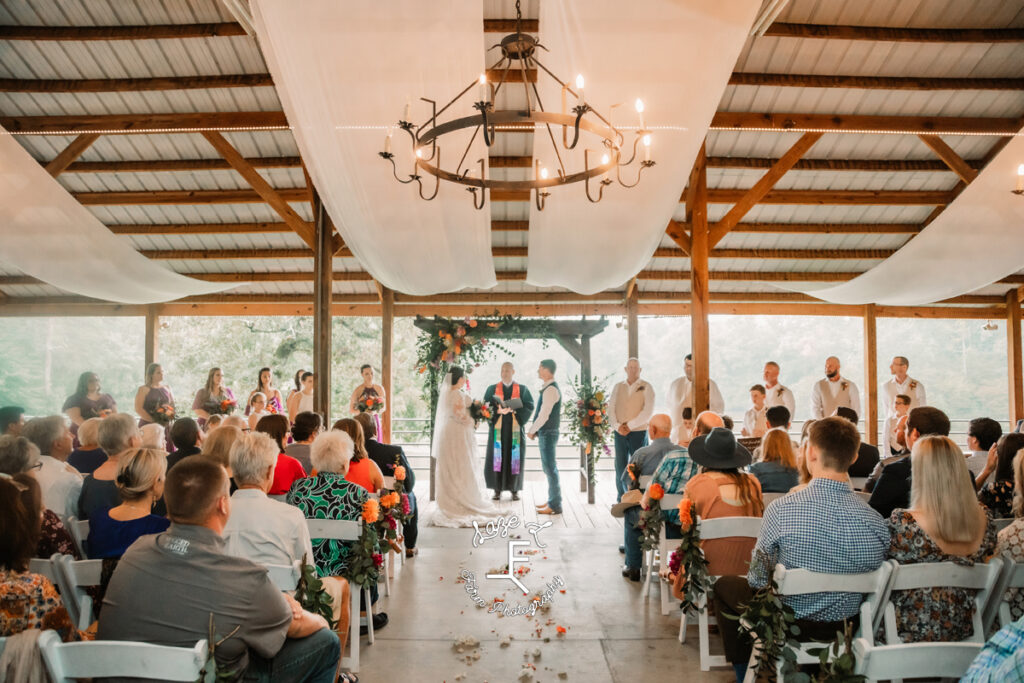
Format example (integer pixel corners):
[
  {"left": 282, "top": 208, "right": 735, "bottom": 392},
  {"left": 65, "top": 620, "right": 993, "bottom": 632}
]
[{"left": 355, "top": 524, "right": 734, "bottom": 682}]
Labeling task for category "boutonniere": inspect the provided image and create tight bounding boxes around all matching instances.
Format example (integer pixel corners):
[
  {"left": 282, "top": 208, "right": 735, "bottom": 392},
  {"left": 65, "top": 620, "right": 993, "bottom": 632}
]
[
  {"left": 636, "top": 384, "right": 645, "bottom": 391},
  {"left": 909, "top": 381, "right": 917, "bottom": 390},
  {"left": 840, "top": 381, "right": 849, "bottom": 391},
  {"left": 776, "top": 387, "right": 784, "bottom": 397}
]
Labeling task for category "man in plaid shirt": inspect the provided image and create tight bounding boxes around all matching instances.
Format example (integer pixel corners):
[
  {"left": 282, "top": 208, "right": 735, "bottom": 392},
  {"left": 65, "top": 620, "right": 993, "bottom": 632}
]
[
  {"left": 713, "top": 417, "right": 888, "bottom": 682},
  {"left": 962, "top": 614, "right": 1024, "bottom": 681}
]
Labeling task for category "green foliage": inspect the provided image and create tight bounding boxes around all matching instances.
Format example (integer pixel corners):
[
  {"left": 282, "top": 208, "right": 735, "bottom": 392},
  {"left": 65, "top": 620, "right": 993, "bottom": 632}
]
[
  {"left": 637, "top": 497, "right": 663, "bottom": 552},
  {"left": 671, "top": 510, "right": 712, "bottom": 614},
  {"left": 294, "top": 554, "right": 336, "bottom": 630},
  {"left": 805, "top": 623, "right": 865, "bottom": 683},
  {"left": 562, "top": 375, "right": 611, "bottom": 486},
  {"left": 197, "top": 614, "right": 240, "bottom": 682},
  {"left": 344, "top": 518, "right": 381, "bottom": 591}
]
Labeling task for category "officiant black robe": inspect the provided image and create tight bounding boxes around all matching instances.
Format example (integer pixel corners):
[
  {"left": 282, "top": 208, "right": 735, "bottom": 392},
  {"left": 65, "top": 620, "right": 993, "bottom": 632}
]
[{"left": 483, "top": 382, "right": 534, "bottom": 492}]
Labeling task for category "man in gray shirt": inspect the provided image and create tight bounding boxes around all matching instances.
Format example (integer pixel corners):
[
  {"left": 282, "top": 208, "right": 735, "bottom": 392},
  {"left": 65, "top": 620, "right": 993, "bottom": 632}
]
[
  {"left": 98, "top": 456, "right": 340, "bottom": 682},
  {"left": 617, "top": 413, "right": 677, "bottom": 493}
]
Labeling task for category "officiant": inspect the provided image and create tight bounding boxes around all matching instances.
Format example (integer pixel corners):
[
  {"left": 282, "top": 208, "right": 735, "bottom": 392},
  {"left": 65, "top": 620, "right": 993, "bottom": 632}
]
[{"left": 484, "top": 362, "right": 535, "bottom": 501}]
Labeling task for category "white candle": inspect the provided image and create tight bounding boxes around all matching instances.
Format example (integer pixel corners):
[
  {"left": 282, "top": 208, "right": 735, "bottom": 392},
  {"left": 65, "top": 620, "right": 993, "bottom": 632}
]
[
  {"left": 1018, "top": 163, "right": 1024, "bottom": 193},
  {"left": 601, "top": 153, "right": 610, "bottom": 182},
  {"left": 478, "top": 74, "right": 488, "bottom": 102},
  {"left": 635, "top": 98, "right": 646, "bottom": 130},
  {"left": 575, "top": 74, "right": 585, "bottom": 106},
  {"left": 643, "top": 134, "right": 651, "bottom": 162},
  {"left": 384, "top": 128, "right": 393, "bottom": 154}
]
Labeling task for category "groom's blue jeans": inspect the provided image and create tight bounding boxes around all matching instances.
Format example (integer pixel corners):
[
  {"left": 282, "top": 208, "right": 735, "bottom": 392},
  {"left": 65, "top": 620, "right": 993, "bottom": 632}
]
[
  {"left": 537, "top": 431, "right": 561, "bottom": 512},
  {"left": 614, "top": 430, "right": 649, "bottom": 501}
]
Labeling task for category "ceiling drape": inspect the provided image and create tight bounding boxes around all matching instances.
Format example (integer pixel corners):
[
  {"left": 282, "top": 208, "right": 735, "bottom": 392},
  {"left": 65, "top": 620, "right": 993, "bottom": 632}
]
[
  {"left": 525, "top": 0, "right": 761, "bottom": 294},
  {"left": 0, "top": 128, "right": 235, "bottom": 304},
  {"left": 251, "top": 0, "right": 496, "bottom": 295}
]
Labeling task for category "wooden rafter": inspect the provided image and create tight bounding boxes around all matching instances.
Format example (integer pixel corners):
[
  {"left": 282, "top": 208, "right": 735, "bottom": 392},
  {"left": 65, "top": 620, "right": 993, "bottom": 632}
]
[
  {"left": 106, "top": 222, "right": 291, "bottom": 235},
  {"left": 0, "top": 74, "right": 273, "bottom": 92},
  {"left": 0, "top": 112, "right": 289, "bottom": 133},
  {"left": 62, "top": 157, "right": 301, "bottom": 173},
  {"left": 706, "top": 157, "right": 981, "bottom": 172},
  {"left": 708, "top": 131, "right": 822, "bottom": 247},
  {"left": 74, "top": 188, "right": 308, "bottom": 205},
  {"left": 0, "top": 22, "right": 248, "bottom": 40},
  {"left": 762, "top": 23, "right": 1024, "bottom": 43},
  {"left": 724, "top": 223, "right": 921, "bottom": 234},
  {"left": 703, "top": 189, "right": 953, "bottom": 205},
  {"left": 710, "top": 112, "right": 1021, "bottom": 135},
  {"left": 917, "top": 135, "right": 979, "bottom": 183},
  {"left": 728, "top": 73, "right": 1024, "bottom": 91},
  {"left": 43, "top": 133, "right": 99, "bottom": 177},
  {"left": 665, "top": 220, "right": 691, "bottom": 256}
]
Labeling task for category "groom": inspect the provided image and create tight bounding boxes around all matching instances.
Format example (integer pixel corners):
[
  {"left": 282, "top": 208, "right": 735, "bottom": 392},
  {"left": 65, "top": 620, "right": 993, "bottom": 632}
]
[
  {"left": 484, "top": 362, "right": 535, "bottom": 501},
  {"left": 528, "top": 359, "right": 562, "bottom": 516}
]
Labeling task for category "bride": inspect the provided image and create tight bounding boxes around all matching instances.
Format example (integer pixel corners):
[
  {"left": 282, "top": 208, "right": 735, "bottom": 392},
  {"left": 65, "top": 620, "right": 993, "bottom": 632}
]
[{"left": 431, "top": 365, "right": 501, "bottom": 527}]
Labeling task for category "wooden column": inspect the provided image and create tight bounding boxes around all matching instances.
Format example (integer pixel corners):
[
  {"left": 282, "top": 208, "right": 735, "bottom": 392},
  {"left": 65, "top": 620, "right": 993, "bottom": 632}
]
[
  {"left": 380, "top": 287, "right": 394, "bottom": 443},
  {"left": 863, "top": 304, "right": 878, "bottom": 445},
  {"left": 312, "top": 192, "right": 333, "bottom": 421},
  {"left": 1007, "top": 289, "right": 1023, "bottom": 426},
  {"left": 580, "top": 334, "right": 594, "bottom": 503},
  {"left": 144, "top": 305, "right": 160, "bottom": 371},
  {"left": 689, "top": 144, "right": 711, "bottom": 415},
  {"left": 626, "top": 285, "right": 639, "bottom": 359}
]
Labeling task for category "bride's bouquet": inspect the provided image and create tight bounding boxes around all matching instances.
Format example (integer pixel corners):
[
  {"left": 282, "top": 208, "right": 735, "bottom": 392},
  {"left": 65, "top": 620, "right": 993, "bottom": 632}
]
[{"left": 468, "top": 399, "right": 493, "bottom": 426}]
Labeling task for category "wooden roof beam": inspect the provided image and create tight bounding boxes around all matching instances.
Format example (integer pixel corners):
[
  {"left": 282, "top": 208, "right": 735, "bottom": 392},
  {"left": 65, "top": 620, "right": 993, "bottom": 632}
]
[
  {"left": 704, "top": 189, "right": 953, "bottom": 205},
  {"left": 62, "top": 157, "right": 301, "bottom": 173},
  {"left": 705, "top": 157, "right": 982, "bottom": 172},
  {"left": 74, "top": 188, "right": 308, "bottom": 205},
  {"left": 918, "top": 135, "right": 979, "bottom": 183},
  {"left": 0, "top": 111, "right": 289, "bottom": 134},
  {"left": 729, "top": 73, "right": 1024, "bottom": 90},
  {"left": 710, "top": 112, "right": 1021, "bottom": 135},
  {"left": 44, "top": 133, "right": 99, "bottom": 177},
  {"left": 763, "top": 23, "right": 1024, "bottom": 43},
  {"left": 0, "top": 74, "right": 273, "bottom": 92}
]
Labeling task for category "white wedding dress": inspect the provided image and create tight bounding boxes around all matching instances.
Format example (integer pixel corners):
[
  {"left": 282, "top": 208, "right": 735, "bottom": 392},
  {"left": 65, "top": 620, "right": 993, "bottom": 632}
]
[{"left": 431, "top": 381, "right": 501, "bottom": 528}]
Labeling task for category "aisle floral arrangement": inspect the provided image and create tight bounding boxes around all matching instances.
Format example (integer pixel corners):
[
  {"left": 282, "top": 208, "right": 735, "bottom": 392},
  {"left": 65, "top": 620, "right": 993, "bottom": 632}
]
[
  {"left": 667, "top": 498, "right": 711, "bottom": 613},
  {"left": 345, "top": 499, "right": 383, "bottom": 590},
  {"left": 638, "top": 483, "right": 665, "bottom": 551},
  {"left": 563, "top": 376, "right": 612, "bottom": 487}
]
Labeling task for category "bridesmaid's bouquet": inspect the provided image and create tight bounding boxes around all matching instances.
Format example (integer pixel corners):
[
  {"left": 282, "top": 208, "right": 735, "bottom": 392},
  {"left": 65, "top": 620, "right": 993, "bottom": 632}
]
[
  {"left": 468, "top": 399, "right": 492, "bottom": 426},
  {"left": 151, "top": 402, "right": 176, "bottom": 426},
  {"left": 357, "top": 395, "right": 383, "bottom": 413},
  {"left": 204, "top": 397, "right": 237, "bottom": 415}
]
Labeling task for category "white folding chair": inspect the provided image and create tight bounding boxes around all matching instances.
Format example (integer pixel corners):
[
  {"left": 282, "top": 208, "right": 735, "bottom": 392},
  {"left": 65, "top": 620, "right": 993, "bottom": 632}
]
[
  {"left": 65, "top": 516, "right": 89, "bottom": 558},
  {"left": 678, "top": 516, "right": 764, "bottom": 671},
  {"left": 265, "top": 560, "right": 302, "bottom": 593},
  {"left": 984, "top": 553, "right": 1024, "bottom": 634},
  {"left": 851, "top": 638, "right": 982, "bottom": 683},
  {"left": 743, "top": 562, "right": 895, "bottom": 683},
  {"left": 0, "top": 636, "right": 6, "bottom": 659},
  {"left": 643, "top": 493, "right": 683, "bottom": 609},
  {"left": 882, "top": 559, "right": 1004, "bottom": 645},
  {"left": 29, "top": 556, "right": 59, "bottom": 584},
  {"left": 638, "top": 475, "right": 653, "bottom": 489},
  {"left": 306, "top": 517, "right": 372, "bottom": 673},
  {"left": 52, "top": 553, "right": 103, "bottom": 631},
  {"left": 994, "top": 518, "right": 1015, "bottom": 532},
  {"left": 38, "top": 630, "right": 208, "bottom": 682},
  {"left": 850, "top": 476, "right": 868, "bottom": 491}
]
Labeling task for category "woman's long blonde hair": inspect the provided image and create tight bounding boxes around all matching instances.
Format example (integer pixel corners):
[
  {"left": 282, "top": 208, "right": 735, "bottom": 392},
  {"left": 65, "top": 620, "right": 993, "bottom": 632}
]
[
  {"left": 761, "top": 429, "right": 797, "bottom": 469},
  {"left": 910, "top": 435, "right": 983, "bottom": 543},
  {"left": 1012, "top": 448, "right": 1024, "bottom": 518}
]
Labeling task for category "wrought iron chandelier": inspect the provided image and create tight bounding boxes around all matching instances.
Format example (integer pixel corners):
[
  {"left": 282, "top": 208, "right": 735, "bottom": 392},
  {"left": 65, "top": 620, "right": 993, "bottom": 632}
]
[{"left": 379, "top": 0, "right": 654, "bottom": 211}]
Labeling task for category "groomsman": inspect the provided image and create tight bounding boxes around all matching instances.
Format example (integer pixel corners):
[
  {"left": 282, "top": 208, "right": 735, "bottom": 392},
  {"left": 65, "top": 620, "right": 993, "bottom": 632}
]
[
  {"left": 483, "top": 362, "right": 535, "bottom": 502},
  {"left": 881, "top": 356, "right": 926, "bottom": 418},
  {"left": 668, "top": 353, "right": 724, "bottom": 444},
  {"left": 810, "top": 356, "right": 860, "bottom": 419},
  {"left": 607, "top": 358, "right": 655, "bottom": 501},
  {"left": 762, "top": 361, "right": 796, "bottom": 418},
  {"left": 528, "top": 359, "right": 562, "bottom": 516}
]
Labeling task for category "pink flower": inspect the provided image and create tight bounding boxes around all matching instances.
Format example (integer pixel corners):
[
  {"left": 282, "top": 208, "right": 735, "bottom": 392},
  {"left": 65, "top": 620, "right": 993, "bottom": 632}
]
[
  {"left": 387, "top": 516, "right": 397, "bottom": 530},
  {"left": 372, "top": 553, "right": 384, "bottom": 568},
  {"left": 401, "top": 494, "right": 411, "bottom": 515}
]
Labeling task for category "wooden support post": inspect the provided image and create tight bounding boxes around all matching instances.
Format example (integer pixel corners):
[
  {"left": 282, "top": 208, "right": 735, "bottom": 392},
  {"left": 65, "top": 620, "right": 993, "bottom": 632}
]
[
  {"left": 863, "top": 304, "right": 878, "bottom": 445},
  {"left": 626, "top": 286, "right": 639, "bottom": 359},
  {"left": 381, "top": 287, "right": 394, "bottom": 443},
  {"left": 144, "top": 305, "right": 160, "bottom": 371},
  {"left": 580, "top": 335, "right": 594, "bottom": 504},
  {"left": 1007, "top": 290, "right": 1024, "bottom": 426},
  {"left": 312, "top": 193, "right": 333, "bottom": 421},
  {"left": 689, "top": 144, "right": 711, "bottom": 415},
  {"left": 45, "top": 133, "right": 100, "bottom": 177}
]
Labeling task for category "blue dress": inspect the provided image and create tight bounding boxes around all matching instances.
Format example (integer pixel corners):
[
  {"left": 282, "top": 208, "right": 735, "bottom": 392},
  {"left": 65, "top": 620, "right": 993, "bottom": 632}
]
[{"left": 86, "top": 508, "right": 169, "bottom": 559}]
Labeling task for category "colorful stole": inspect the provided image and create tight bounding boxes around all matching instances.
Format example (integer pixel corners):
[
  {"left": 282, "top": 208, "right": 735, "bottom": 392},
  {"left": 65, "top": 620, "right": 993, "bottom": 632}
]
[{"left": 493, "top": 383, "right": 522, "bottom": 475}]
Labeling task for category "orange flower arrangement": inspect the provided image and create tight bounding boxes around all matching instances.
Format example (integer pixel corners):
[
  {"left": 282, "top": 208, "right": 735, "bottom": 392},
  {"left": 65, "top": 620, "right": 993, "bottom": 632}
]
[
  {"left": 393, "top": 465, "right": 406, "bottom": 481},
  {"left": 362, "top": 498, "right": 380, "bottom": 524},
  {"left": 678, "top": 498, "right": 694, "bottom": 528},
  {"left": 647, "top": 483, "right": 664, "bottom": 501},
  {"left": 380, "top": 492, "right": 401, "bottom": 508}
]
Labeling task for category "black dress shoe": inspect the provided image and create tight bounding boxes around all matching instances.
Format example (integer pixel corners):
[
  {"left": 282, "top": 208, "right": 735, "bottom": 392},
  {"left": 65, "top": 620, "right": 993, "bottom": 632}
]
[
  {"left": 492, "top": 491, "right": 501, "bottom": 500},
  {"left": 511, "top": 491, "right": 520, "bottom": 501},
  {"left": 618, "top": 544, "right": 626, "bottom": 554},
  {"left": 622, "top": 567, "right": 641, "bottom": 581},
  {"left": 360, "top": 612, "right": 389, "bottom": 635}
]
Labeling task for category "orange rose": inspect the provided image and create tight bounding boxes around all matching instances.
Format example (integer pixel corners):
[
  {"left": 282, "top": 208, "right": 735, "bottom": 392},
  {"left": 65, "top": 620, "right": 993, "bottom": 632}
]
[
  {"left": 594, "top": 417, "right": 602, "bottom": 424},
  {"left": 362, "top": 498, "right": 380, "bottom": 524},
  {"left": 648, "top": 483, "right": 664, "bottom": 501},
  {"left": 394, "top": 465, "right": 406, "bottom": 481},
  {"left": 469, "top": 320, "right": 478, "bottom": 327},
  {"left": 381, "top": 492, "right": 400, "bottom": 508},
  {"left": 678, "top": 498, "right": 694, "bottom": 528}
]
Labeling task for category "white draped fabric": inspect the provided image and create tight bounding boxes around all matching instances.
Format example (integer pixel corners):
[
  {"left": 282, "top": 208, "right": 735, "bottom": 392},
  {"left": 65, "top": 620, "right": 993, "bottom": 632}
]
[
  {"left": 526, "top": 0, "right": 761, "bottom": 294},
  {"left": 785, "top": 132, "right": 1024, "bottom": 305},
  {"left": 251, "top": 0, "right": 496, "bottom": 295},
  {"left": 0, "top": 129, "right": 233, "bottom": 304}
]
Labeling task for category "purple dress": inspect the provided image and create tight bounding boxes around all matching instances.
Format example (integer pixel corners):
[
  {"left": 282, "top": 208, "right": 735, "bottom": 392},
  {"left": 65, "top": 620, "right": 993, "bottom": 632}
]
[
  {"left": 191, "top": 387, "right": 237, "bottom": 429},
  {"left": 139, "top": 386, "right": 175, "bottom": 452},
  {"left": 357, "top": 385, "right": 385, "bottom": 444},
  {"left": 62, "top": 393, "right": 117, "bottom": 447}
]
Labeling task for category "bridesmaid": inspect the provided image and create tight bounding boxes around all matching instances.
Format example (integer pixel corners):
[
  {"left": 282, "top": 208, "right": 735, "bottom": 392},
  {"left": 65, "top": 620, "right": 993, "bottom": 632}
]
[
  {"left": 63, "top": 371, "right": 117, "bottom": 446},
  {"left": 349, "top": 364, "right": 387, "bottom": 443},
  {"left": 134, "top": 363, "right": 175, "bottom": 452},
  {"left": 287, "top": 372, "right": 315, "bottom": 425},
  {"left": 245, "top": 367, "right": 284, "bottom": 417},
  {"left": 192, "top": 367, "right": 236, "bottom": 429}
]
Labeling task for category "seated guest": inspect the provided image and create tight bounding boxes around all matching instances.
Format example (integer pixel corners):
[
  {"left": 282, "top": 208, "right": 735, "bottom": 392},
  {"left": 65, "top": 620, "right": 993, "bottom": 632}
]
[
  {"left": 714, "top": 417, "right": 888, "bottom": 682},
  {"left": 79, "top": 414, "right": 141, "bottom": 520},
  {"left": 0, "top": 435, "right": 80, "bottom": 560},
  {"left": 286, "top": 411, "right": 322, "bottom": 474},
  {"left": 962, "top": 614, "right": 1024, "bottom": 681},
  {"left": 22, "top": 415, "right": 81, "bottom": 520},
  {"left": 967, "top": 417, "right": 1003, "bottom": 482},
  {"left": 678, "top": 407, "right": 695, "bottom": 447},
  {"left": 332, "top": 418, "right": 383, "bottom": 494},
  {"left": 887, "top": 435, "right": 997, "bottom": 643},
  {"left": 977, "top": 432, "right": 1024, "bottom": 518},
  {"left": 204, "top": 414, "right": 224, "bottom": 432},
  {"left": 202, "top": 424, "right": 242, "bottom": 493},
  {"left": 621, "top": 412, "right": 721, "bottom": 581},
  {"left": 97, "top": 456, "right": 341, "bottom": 681},
  {"left": 868, "top": 406, "right": 951, "bottom": 518},
  {"left": 618, "top": 414, "right": 677, "bottom": 494},
  {"left": 752, "top": 406, "right": 798, "bottom": 461},
  {"left": 167, "top": 418, "right": 202, "bottom": 471},
  {"left": 68, "top": 417, "right": 107, "bottom": 475},
  {"left": 354, "top": 412, "right": 419, "bottom": 557},
  {"left": 684, "top": 428, "right": 763, "bottom": 575},
  {"left": 221, "top": 414, "right": 249, "bottom": 432},
  {"left": 742, "top": 385, "right": 768, "bottom": 438},
  {"left": 140, "top": 423, "right": 165, "bottom": 449},
  {"left": 721, "top": 415, "right": 734, "bottom": 432},
  {"left": 834, "top": 407, "right": 880, "bottom": 479},
  {"left": 0, "top": 473, "right": 81, "bottom": 643},
  {"left": 87, "top": 448, "right": 170, "bottom": 561},
  {"left": 997, "top": 450, "right": 1024, "bottom": 621},
  {"left": 750, "top": 428, "right": 799, "bottom": 493},
  {"left": 287, "top": 431, "right": 388, "bottom": 633},
  {"left": 257, "top": 414, "right": 306, "bottom": 496},
  {"left": 0, "top": 406, "right": 25, "bottom": 437},
  {"left": 248, "top": 392, "right": 271, "bottom": 432},
  {"left": 881, "top": 394, "right": 911, "bottom": 457}
]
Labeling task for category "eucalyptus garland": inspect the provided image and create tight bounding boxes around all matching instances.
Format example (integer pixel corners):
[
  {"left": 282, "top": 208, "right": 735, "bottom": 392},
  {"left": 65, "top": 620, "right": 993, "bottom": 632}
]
[
  {"left": 671, "top": 499, "right": 712, "bottom": 614},
  {"left": 294, "top": 554, "right": 336, "bottom": 629}
]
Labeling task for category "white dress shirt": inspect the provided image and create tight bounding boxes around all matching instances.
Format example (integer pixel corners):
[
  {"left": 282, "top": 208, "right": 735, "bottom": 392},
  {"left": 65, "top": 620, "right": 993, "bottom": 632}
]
[
  {"left": 224, "top": 488, "right": 314, "bottom": 568},
  {"left": 529, "top": 382, "right": 561, "bottom": 434},
  {"left": 667, "top": 375, "right": 725, "bottom": 443},
  {"left": 37, "top": 455, "right": 83, "bottom": 519},
  {"left": 607, "top": 379, "right": 655, "bottom": 433},
  {"left": 881, "top": 413, "right": 908, "bottom": 456},
  {"left": 743, "top": 406, "right": 768, "bottom": 437},
  {"left": 764, "top": 382, "right": 796, "bottom": 419},
  {"left": 881, "top": 376, "right": 927, "bottom": 417},
  {"left": 810, "top": 376, "right": 860, "bottom": 420}
]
